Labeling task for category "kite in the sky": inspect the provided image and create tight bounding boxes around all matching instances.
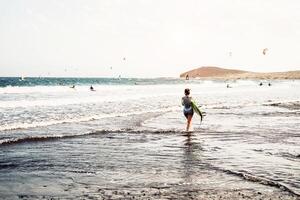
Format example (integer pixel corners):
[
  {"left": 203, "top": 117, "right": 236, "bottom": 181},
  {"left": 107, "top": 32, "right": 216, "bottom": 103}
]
[{"left": 262, "top": 48, "right": 268, "bottom": 55}]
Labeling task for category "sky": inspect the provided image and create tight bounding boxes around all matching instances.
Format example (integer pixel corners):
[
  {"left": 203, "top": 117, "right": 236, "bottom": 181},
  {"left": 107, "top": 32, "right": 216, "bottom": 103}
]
[{"left": 0, "top": 0, "right": 300, "bottom": 78}]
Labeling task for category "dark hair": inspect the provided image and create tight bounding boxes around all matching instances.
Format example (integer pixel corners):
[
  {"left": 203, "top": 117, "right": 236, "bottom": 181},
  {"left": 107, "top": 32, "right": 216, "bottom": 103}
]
[{"left": 184, "top": 88, "right": 190, "bottom": 95}]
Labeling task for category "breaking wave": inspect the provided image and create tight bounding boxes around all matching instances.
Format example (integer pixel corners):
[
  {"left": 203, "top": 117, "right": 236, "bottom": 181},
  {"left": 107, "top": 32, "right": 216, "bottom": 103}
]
[
  {"left": 0, "top": 129, "right": 192, "bottom": 146},
  {"left": 0, "top": 107, "right": 178, "bottom": 131},
  {"left": 263, "top": 100, "right": 300, "bottom": 110}
]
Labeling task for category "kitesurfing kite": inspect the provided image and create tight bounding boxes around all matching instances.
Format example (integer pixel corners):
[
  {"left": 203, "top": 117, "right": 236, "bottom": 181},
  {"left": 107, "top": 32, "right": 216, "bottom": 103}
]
[{"left": 262, "top": 48, "right": 268, "bottom": 55}]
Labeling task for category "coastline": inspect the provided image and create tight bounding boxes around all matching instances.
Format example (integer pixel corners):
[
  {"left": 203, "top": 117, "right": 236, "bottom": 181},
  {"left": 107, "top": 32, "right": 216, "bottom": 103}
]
[
  {"left": 209, "top": 71, "right": 300, "bottom": 80},
  {"left": 180, "top": 67, "right": 300, "bottom": 80}
]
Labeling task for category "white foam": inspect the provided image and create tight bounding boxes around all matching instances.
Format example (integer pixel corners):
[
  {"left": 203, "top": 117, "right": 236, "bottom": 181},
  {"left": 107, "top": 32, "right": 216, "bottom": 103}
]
[
  {"left": 0, "top": 107, "right": 178, "bottom": 131},
  {"left": 0, "top": 84, "right": 184, "bottom": 108}
]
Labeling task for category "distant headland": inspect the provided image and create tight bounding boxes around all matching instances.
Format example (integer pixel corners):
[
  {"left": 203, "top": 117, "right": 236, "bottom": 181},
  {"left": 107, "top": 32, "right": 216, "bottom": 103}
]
[{"left": 180, "top": 66, "right": 300, "bottom": 80}]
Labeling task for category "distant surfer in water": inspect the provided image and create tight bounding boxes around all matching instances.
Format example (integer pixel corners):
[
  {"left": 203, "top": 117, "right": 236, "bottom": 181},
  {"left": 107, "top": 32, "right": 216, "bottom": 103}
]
[
  {"left": 182, "top": 88, "right": 194, "bottom": 132},
  {"left": 90, "top": 85, "right": 95, "bottom": 91}
]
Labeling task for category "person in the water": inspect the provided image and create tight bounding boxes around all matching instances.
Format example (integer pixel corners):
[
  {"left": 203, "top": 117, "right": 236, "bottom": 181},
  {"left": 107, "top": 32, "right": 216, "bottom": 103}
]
[
  {"left": 185, "top": 74, "right": 189, "bottom": 80},
  {"left": 182, "top": 88, "right": 194, "bottom": 132},
  {"left": 90, "top": 85, "right": 95, "bottom": 91}
]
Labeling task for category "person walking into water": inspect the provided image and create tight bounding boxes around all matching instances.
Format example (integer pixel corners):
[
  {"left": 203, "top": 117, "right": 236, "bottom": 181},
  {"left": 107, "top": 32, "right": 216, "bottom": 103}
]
[{"left": 182, "top": 88, "right": 194, "bottom": 132}]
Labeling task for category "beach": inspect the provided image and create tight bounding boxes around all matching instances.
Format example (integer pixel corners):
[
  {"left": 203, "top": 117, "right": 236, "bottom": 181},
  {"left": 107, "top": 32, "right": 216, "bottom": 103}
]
[{"left": 0, "top": 78, "right": 299, "bottom": 199}]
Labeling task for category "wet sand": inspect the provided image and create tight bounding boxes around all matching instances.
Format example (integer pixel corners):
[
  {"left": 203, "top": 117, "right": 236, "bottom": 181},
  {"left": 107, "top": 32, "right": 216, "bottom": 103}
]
[{"left": 0, "top": 131, "right": 298, "bottom": 199}]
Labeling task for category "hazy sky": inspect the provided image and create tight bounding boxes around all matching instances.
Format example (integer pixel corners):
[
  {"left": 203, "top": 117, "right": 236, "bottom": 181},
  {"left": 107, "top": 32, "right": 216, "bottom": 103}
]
[{"left": 1, "top": 0, "right": 300, "bottom": 77}]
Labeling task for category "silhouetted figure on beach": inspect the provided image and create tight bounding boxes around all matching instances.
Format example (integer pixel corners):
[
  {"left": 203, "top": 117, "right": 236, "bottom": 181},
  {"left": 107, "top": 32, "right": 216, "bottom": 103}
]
[
  {"left": 90, "top": 85, "right": 95, "bottom": 91},
  {"left": 226, "top": 84, "right": 232, "bottom": 88},
  {"left": 186, "top": 74, "right": 189, "bottom": 80}
]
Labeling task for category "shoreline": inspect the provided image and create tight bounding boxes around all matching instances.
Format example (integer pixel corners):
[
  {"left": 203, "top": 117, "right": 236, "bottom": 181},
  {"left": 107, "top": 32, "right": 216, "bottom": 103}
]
[
  {"left": 181, "top": 73, "right": 300, "bottom": 80},
  {"left": 0, "top": 131, "right": 299, "bottom": 199},
  {"left": 183, "top": 77, "right": 300, "bottom": 81},
  {"left": 3, "top": 184, "right": 297, "bottom": 199}
]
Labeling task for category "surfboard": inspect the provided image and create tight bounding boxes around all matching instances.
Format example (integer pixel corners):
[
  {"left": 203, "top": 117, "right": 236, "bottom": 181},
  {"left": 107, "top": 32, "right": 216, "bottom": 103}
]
[{"left": 191, "top": 101, "right": 203, "bottom": 122}]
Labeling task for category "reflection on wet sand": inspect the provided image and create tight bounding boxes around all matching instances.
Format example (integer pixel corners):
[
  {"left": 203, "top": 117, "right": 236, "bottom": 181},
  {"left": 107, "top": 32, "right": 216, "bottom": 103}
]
[
  {"left": 183, "top": 133, "right": 195, "bottom": 184},
  {"left": 0, "top": 132, "right": 298, "bottom": 199},
  {"left": 182, "top": 132, "right": 206, "bottom": 184}
]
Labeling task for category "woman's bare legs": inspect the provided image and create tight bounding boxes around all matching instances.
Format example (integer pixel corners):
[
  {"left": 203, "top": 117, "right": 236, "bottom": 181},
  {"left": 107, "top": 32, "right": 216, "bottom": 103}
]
[{"left": 186, "top": 115, "right": 193, "bottom": 131}]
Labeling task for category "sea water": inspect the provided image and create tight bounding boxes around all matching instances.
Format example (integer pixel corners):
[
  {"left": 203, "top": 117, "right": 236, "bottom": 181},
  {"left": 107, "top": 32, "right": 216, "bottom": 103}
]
[{"left": 0, "top": 77, "right": 299, "bottom": 198}]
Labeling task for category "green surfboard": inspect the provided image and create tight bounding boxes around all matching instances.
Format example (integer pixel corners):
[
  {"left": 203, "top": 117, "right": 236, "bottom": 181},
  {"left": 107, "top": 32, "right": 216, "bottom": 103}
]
[{"left": 191, "top": 101, "right": 203, "bottom": 122}]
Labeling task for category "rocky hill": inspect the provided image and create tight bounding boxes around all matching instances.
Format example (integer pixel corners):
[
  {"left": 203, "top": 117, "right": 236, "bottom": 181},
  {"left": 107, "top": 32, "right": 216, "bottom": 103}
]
[{"left": 180, "top": 66, "right": 300, "bottom": 79}]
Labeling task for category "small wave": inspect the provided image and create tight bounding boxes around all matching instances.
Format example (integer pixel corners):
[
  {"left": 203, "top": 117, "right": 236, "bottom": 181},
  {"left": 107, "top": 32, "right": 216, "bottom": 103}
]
[
  {"left": 255, "top": 149, "right": 300, "bottom": 160},
  {"left": 263, "top": 100, "right": 300, "bottom": 110},
  {"left": 0, "top": 130, "right": 110, "bottom": 146},
  {"left": 0, "top": 163, "right": 18, "bottom": 170},
  {"left": 0, "top": 107, "right": 178, "bottom": 131},
  {"left": 0, "top": 135, "right": 71, "bottom": 146},
  {"left": 214, "top": 110, "right": 300, "bottom": 117},
  {"left": 0, "top": 128, "right": 198, "bottom": 146},
  {"left": 277, "top": 152, "right": 300, "bottom": 160},
  {"left": 0, "top": 93, "right": 168, "bottom": 108},
  {"left": 0, "top": 116, "right": 100, "bottom": 131},
  {"left": 0, "top": 85, "right": 63, "bottom": 94},
  {"left": 210, "top": 106, "right": 231, "bottom": 109},
  {"left": 212, "top": 167, "right": 300, "bottom": 196},
  {"left": 206, "top": 102, "right": 262, "bottom": 110},
  {"left": 0, "top": 90, "right": 180, "bottom": 108}
]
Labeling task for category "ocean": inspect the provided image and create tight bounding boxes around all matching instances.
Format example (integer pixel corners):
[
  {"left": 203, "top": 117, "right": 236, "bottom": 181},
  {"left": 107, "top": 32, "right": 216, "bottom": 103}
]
[{"left": 0, "top": 77, "right": 299, "bottom": 199}]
